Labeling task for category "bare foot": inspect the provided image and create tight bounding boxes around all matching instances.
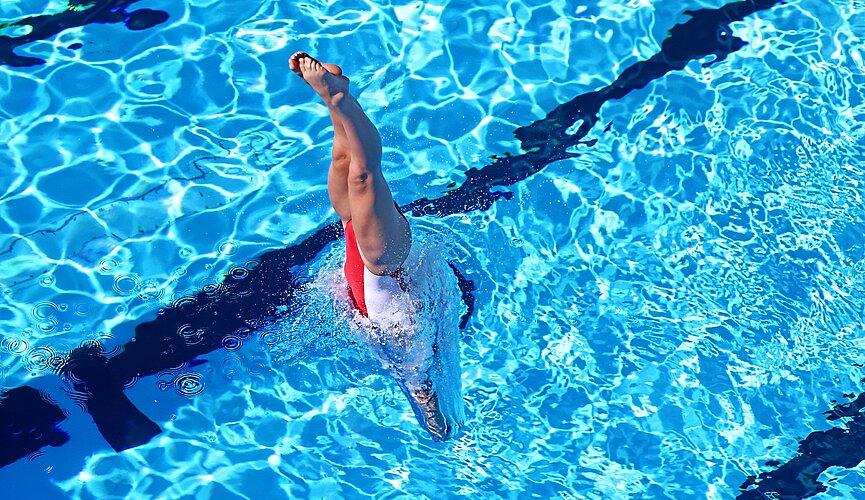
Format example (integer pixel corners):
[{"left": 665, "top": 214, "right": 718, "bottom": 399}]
[
  {"left": 289, "top": 51, "right": 344, "bottom": 76},
  {"left": 288, "top": 51, "right": 349, "bottom": 102}
]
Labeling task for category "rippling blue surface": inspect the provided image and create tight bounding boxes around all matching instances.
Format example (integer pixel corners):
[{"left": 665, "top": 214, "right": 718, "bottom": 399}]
[{"left": 2, "top": 0, "right": 865, "bottom": 498}]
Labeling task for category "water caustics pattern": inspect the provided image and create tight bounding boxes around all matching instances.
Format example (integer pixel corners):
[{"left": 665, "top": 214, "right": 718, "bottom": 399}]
[{"left": 1, "top": 0, "right": 865, "bottom": 498}]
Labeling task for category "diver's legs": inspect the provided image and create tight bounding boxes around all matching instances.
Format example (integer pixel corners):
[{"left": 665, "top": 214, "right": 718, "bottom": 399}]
[
  {"left": 290, "top": 52, "right": 351, "bottom": 223},
  {"left": 333, "top": 92, "right": 411, "bottom": 275},
  {"left": 291, "top": 52, "right": 411, "bottom": 276},
  {"left": 291, "top": 51, "right": 450, "bottom": 441}
]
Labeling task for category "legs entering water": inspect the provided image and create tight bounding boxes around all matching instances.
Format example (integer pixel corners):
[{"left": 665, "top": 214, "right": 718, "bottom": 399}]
[{"left": 289, "top": 52, "right": 455, "bottom": 440}]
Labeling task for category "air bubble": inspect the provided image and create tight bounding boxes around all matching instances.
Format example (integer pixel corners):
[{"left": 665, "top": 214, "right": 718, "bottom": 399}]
[
  {"left": 221, "top": 335, "right": 242, "bottom": 351},
  {"left": 172, "top": 296, "right": 197, "bottom": 309},
  {"left": 74, "top": 304, "right": 90, "bottom": 316},
  {"left": 202, "top": 283, "right": 224, "bottom": 297},
  {"left": 138, "top": 280, "right": 163, "bottom": 301},
  {"left": 178, "top": 324, "right": 204, "bottom": 345},
  {"left": 260, "top": 331, "right": 278, "bottom": 346},
  {"left": 174, "top": 372, "right": 204, "bottom": 397},
  {"left": 156, "top": 371, "right": 175, "bottom": 391},
  {"left": 99, "top": 258, "right": 118, "bottom": 273},
  {"left": 32, "top": 302, "right": 59, "bottom": 320},
  {"left": 39, "top": 275, "right": 56, "bottom": 287},
  {"left": 229, "top": 267, "right": 249, "bottom": 280},
  {"left": 179, "top": 247, "right": 193, "bottom": 258},
  {"left": 113, "top": 274, "right": 141, "bottom": 295},
  {"left": 122, "top": 373, "right": 140, "bottom": 390},
  {"left": 79, "top": 339, "right": 104, "bottom": 351},
  {"left": 37, "top": 320, "right": 58, "bottom": 332},
  {"left": 222, "top": 355, "right": 243, "bottom": 377},
  {"left": 3, "top": 337, "right": 30, "bottom": 354},
  {"left": 218, "top": 241, "right": 238, "bottom": 255}
]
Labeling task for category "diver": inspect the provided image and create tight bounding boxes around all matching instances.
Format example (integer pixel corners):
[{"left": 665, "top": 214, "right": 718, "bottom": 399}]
[{"left": 288, "top": 52, "right": 454, "bottom": 440}]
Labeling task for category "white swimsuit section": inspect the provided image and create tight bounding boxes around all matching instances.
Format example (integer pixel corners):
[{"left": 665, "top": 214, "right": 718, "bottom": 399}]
[{"left": 363, "top": 267, "right": 412, "bottom": 325}]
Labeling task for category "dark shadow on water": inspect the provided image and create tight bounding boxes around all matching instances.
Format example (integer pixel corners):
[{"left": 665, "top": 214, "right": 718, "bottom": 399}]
[
  {"left": 0, "top": 0, "right": 169, "bottom": 67},
  {"left": 738, "top": 394, "right": 865, "bottom": 499}
]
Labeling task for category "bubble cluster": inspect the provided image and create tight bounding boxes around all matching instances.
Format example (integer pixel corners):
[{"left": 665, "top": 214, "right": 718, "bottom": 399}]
[{"left": 24, "top": 345, "right": 64, "bottom": 374}]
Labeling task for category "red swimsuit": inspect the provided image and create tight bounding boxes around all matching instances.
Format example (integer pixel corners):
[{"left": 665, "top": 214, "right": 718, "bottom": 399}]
[
  {"left": 343, "top": 204, "right": 408, "bottom": 317},
  {"left": 344, "top": 219, "right": 369, "bottom": 316}
]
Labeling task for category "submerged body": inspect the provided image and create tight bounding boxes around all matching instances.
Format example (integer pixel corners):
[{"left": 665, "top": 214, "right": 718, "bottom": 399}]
[
  {"left": 353, "top": 238, "right": 465, "bottom": 440},
  {"left": 289, "top": 52, "right": 463, "bottom": 440}
]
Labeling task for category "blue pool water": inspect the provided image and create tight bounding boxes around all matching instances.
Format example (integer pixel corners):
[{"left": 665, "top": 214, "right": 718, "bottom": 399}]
[{"left": 2, "top": 0, "right": 865, "bottom": 498}]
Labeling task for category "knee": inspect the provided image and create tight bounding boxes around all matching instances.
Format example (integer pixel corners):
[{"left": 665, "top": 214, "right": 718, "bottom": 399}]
[
  {"left": 347, "top": 165, "right": 373, "bottom": 190},
  {"left": 331, "top": 152, "right": 350, "bottom": 170}
]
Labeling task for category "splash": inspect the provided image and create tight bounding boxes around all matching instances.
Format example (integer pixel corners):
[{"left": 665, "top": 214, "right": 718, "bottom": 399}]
[{"left": 270, "top": 231, "right": 466, "bottom": 441}]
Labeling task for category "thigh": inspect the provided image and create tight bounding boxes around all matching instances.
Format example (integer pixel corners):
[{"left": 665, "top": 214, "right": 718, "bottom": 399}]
[{"left": 352, "top": 188, "right": 411, "bottom": 275}]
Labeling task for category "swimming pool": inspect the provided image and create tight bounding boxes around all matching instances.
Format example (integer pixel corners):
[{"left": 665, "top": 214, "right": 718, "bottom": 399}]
[{"left": 2, "top": 0, "right": 865, "bottom": 497}]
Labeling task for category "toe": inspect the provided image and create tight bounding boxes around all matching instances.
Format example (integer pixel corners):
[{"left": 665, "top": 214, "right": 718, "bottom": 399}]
[{"left": 322, "top": 63, "right": 342, "bottom": 75}]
